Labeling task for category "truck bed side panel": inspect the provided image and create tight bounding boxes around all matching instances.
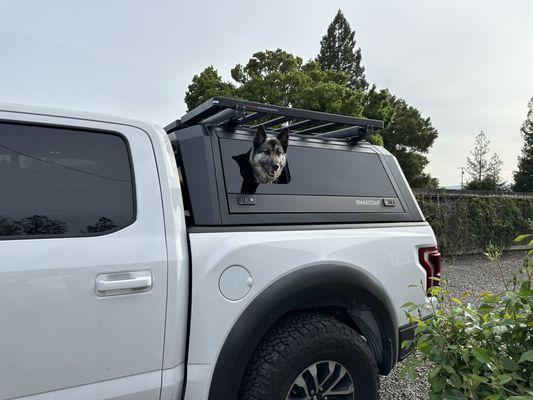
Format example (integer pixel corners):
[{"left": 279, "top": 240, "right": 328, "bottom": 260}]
[{"left": 183, "top": 223, "right": 435, "bottom": 400}]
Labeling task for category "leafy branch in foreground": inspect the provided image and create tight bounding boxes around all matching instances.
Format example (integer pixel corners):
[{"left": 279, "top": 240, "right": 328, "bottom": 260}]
[{"left": 403, "top": 235, "right": 533, "bottom": 400}]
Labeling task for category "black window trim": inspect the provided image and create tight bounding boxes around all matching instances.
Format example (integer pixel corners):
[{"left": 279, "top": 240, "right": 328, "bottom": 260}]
[{"left": 0, "top": 120, "right": 137, "bottom": 241}]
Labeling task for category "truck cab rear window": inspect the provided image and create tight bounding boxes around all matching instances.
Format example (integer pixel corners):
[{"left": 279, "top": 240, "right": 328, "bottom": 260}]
[{"left": 0, "top": 123, "right": 134, "bottom": 238}]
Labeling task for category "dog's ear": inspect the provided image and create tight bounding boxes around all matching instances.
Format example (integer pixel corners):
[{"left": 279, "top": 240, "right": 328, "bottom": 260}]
[
  {"left": 253, "top": 125, "right": 267, "bottom": 149},
  {"left": 277, "top": 127, "right": 289, "bottom": 152}
]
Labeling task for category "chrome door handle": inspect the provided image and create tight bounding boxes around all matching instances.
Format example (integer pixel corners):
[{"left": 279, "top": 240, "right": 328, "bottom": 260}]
[{"left": 96, "top": 271, "right": 152, "bottom": 296}]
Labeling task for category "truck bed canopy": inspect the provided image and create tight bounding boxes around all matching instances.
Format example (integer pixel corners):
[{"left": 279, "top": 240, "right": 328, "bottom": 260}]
[{"left": 166, "top": 97, "right": 423, "bottom": 227}]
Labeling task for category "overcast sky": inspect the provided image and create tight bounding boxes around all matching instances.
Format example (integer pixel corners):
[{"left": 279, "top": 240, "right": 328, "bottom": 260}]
[{"left": 1, "top": 0, "right": 532, "bottom": 186}]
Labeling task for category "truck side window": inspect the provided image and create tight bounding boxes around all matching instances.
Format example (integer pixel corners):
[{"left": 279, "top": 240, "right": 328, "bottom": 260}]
[
  {"left": 220, "top": 137, "right": 396, "bottom": 197},
  {"left": 0, "top": 123, "right": 135, "bottom": 238}
]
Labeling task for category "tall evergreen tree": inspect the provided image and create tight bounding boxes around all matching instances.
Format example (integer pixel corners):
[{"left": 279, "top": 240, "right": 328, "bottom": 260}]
[
  {"left": 513, "top": 96, "right": 533, "bottom": 192},
  {"left": 316, "top": 10, "right": 368, "bottom": 91}
]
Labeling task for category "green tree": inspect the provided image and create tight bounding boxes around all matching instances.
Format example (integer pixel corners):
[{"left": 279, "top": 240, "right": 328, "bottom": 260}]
[
  {"left": 316, "top": 9, "right": 368, "bottom": 91},
  {"left": 183, "top": 49, "right": 439, "bottom": 188},
  {"left": 184, "top": 50, "right": 366, "bottom": 118},
  {"left": 361, "top": 85, "right": 393, "bottom": 147},
  {"left": 381, "top": 96, "right": 439, "bottom": 188},
  {"left": 361, "top": 85, "right": 394, "bottom": 123},
  {"left": 230, "top": 49, "right": 307, "bottom": 107},
  {"left": 466, "top": 130, "right": 504, "bottom": 190},
  {"left": 466, "top": 176, "right": 502, "bottom": 190},
  {"left": 184, "top": 66, "right": 235, "bottom": 110},
  {"left": 513, "top": 96, "right": 533, "bottom": 192}
]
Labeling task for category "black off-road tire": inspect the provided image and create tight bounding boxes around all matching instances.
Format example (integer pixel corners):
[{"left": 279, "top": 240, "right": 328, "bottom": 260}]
[{"left": 238, "top": 312, "right": 379, "bottom": 400}]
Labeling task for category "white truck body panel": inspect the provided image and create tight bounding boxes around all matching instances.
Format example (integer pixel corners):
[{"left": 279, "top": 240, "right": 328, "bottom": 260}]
[{"left": 183, "top": 223, "right": 435, "bottom": 400}]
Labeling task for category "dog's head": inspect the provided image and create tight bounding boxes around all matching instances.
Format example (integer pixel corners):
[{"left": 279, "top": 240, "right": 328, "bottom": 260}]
[{"left": 249, "top": 125, "right": 289, "bottom": 184}]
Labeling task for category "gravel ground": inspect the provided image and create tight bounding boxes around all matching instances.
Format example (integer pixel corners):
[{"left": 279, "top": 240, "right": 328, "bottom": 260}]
[{"left": 378, "top": 251, "right": 525, "bottom": 400}]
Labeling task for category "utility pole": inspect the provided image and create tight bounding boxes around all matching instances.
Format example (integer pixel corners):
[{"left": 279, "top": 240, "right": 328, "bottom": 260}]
[{"left": 458, "top": 166, "right": 465, "bottom": 189}]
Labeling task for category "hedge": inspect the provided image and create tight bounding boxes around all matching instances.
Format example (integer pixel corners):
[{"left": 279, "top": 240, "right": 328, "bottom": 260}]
[{"left": 414, "top": 190, "right": 533, "bottom": 256}]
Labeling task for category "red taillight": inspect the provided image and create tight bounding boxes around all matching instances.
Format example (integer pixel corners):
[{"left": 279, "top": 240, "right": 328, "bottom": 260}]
[{"left": 418, "top": 246, "right": 441, "bottom": 292}]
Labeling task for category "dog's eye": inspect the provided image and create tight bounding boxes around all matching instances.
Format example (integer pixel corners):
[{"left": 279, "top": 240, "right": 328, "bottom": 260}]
[
  {"left": 263, "top": 150, "right": 270, "bottom": 155},
  {"left": 275, "top": 150, "right": 282, "bottom": 156}
]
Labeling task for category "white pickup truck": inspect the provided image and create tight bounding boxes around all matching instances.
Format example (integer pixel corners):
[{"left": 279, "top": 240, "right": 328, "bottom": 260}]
[{"left": 0, "top": 98, "right": 439, "bottom": 400}]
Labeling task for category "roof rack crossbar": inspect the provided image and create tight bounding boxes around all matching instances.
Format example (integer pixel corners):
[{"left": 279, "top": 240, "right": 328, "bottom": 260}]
[
  {"left": 315, "top": 126, "right": 367, "bottom": 141},
  {"left": 254, "top": 115, "right": 293, "bottom": 128},
  {"left": 179, "top": 104, "right": 223, "bottom": 127},
  {"left": 295, "top": 122, "right": 339, "bottom": 135},
  {"left": 285, "top": 119, "right": 313, "bottom": 130},
  {"left": 201, "top": 108, "right": 246, "bottom": 125},
  {"left": 238, "top": 112, "right": 265, "bottom": 125},
  {"left": 200, "top": 108, "right": 243, "bottom": 126}
]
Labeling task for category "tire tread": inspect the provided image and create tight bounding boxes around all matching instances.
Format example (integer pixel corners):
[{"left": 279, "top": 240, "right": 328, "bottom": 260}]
[{"left": 239, "top": 312, "right": 379, "bottom": 400}]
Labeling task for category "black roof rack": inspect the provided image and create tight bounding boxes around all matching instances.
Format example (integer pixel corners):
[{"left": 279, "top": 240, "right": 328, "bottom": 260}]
[{"left": 165, "top": 97, "right": 384, "bottom": 143}]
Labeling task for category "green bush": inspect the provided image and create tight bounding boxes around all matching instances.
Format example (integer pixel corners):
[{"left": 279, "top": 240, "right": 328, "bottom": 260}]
[
  {"left": 403, "top": 236, "right": 533, "bottom": 400},
  {"left": 415, "top": 193, "right": 533, "bottom": 256}
]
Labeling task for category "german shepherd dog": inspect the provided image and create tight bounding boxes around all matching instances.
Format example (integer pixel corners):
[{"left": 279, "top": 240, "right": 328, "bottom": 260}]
[{"left": 233, "top": 125, "right": 289, "bottom": 193}]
